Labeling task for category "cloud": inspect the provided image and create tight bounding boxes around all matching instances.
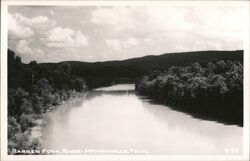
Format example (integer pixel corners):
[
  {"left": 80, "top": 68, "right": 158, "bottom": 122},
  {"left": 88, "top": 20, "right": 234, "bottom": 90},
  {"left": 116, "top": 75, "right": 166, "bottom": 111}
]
[
  {"left": 8, "top": 6, "right": 244, "bottom": 63},
  {"left": 91, "top": 7, "right": 135, "bottom": 31},
  {"left": 105, "top": 39, "right": 122, "bottom": 51},
  {"left": 15, "top": 39, "right": 46, "bottom": 62},
  {"left": 43, "top": 27, "right": 88, "bottom": 48},
  {"left": 8, "top": 13, "right": 56, "bottom": 36},
  {"left": 91, "top": 6, "right": 193, "bottom": 33},
  {"left": 75, "top": 31, "right": 89, "bottom": 47},
  {"left": 8, "top": 13, "right": 34, "bottom": 39},
  {"left": 34, "top": 48, "right": 45, "bottom": 56},
  {"left": 92, "top": 6, "right": 243, "bottom": 59},
  {"left": 16, "top": 40, "right": 33, "bottom": 55},
  {"left": 8, "top": 11, "right": 89, "bottom": 63},
  {"left": 105, "top": 38, "right": 138, "bottom": 51},
  {"left": 49, "top": 9, "right": 55, "bottom": 16},
  {"left": 29, "top": 16, "right": 56, "bottom": 30},
  {"left": 143, "top": 38, "right": 154, "bottom": 45},
  {"left": 8, "top": 12, "right": 58, "bottom": 62},
  {"left": 123, "top": 38, "right": 138, "bottom": 48},
  {"left": 91, "top": 6, "right": 243, "bottom": 39}
]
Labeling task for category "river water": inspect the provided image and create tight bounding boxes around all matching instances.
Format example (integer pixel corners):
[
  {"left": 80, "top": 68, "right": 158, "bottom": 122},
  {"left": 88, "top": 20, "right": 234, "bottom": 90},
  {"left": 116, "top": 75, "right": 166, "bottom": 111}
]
[{"left": 39, "top": 84, "right": 242, "bottom": 155}]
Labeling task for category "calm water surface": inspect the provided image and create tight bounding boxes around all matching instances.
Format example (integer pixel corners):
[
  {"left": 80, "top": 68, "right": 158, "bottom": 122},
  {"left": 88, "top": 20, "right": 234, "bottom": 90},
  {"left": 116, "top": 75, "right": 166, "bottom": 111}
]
[{"left": 40, "top": 84, "right": 242, "bottom": 155}]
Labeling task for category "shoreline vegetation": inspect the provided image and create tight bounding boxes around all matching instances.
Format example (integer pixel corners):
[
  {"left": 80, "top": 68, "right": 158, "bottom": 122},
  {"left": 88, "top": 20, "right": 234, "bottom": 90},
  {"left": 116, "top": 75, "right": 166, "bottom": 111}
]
[
  {"left": 7, "top": 49, "right": 243, "bottom": 154},
  {"left": 8, "top": 49, "right": 90, "bottom": 154},
  {"left": 135, "top": 60, "right": 243, "bottom": 126}
]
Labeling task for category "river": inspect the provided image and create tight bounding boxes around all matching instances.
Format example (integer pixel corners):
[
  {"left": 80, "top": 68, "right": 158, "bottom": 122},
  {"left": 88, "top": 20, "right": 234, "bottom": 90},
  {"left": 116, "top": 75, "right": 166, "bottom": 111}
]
[{"left": 38, "top": 84, "right": 242, "bottom": 155}]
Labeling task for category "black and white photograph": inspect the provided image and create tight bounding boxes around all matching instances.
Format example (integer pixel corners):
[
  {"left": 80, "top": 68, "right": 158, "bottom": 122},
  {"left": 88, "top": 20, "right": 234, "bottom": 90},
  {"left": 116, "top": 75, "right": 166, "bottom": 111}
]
[{"left": 1, "top": 0, "right": 249, "bottom": 161}]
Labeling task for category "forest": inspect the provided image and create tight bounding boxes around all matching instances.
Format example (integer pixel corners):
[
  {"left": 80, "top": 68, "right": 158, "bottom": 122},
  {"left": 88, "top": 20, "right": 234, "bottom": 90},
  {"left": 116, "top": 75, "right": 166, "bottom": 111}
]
[
  {"left": 135, "top": 60, "right": 243, "bottom": 126},
  {"left": 7, "top": 48, "right": 243, "bottom": 154},
  {"left": 40, "top": 50, "right": 243, "bottom": 87},
  {"left": 8, "top": 49, "right": 88, "bottom": 154}
]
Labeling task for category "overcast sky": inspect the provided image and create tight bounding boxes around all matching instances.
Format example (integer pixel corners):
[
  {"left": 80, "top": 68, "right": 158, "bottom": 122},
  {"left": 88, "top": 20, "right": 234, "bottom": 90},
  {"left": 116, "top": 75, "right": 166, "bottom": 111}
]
[{"left": 8, "top": 5, "right": 244, "bottom": 63}]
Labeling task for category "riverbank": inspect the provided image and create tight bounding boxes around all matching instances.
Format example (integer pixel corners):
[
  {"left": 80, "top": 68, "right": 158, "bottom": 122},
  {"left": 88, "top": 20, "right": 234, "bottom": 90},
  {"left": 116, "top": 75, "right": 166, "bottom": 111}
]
[
  {"left": 135, "top": 60, "right": 243, "bottom": 126},
  {"left": 14, "top": 91, "right": 87, "bottom": 155},
  {"left": 8, "top": 49, "right": 91, "bottom": 154},
  {"left": 37, "top": 84, "right": 243, "bottom": 155}
]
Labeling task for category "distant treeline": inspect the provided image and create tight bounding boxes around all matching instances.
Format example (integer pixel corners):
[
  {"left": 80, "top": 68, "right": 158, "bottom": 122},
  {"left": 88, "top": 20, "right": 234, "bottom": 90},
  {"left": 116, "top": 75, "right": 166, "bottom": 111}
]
[
  {"left": 8, "top": 49, "right": 87, "bottom": 154},
  {"left": 135, "top": 60, "right": 243, "bottom": 126},
  {"left": 40, "top": 50, "right": 243, "bottom": 87}
]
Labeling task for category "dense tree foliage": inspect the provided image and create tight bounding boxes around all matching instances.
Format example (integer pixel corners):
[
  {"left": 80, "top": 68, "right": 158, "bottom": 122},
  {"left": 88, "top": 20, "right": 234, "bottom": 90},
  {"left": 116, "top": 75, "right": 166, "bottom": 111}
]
[
  {"left": 41, "top": 50, "right": 243, "bottom": 88},
  {"left": 8, "top": 49, "right": 87, "bottom": 154},
  {"left": 135, "top": 60, "right": 243, "bottom": 126},
  {"left": 7, "top": 48, "right": 244, "bottom": 154}
]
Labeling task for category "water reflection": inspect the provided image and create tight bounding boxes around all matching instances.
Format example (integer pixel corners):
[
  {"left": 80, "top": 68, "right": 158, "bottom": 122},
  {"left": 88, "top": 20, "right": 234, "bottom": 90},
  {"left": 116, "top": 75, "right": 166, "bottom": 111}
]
[{"left": 41, "top": 84, "right": 242, "bottom": 155}]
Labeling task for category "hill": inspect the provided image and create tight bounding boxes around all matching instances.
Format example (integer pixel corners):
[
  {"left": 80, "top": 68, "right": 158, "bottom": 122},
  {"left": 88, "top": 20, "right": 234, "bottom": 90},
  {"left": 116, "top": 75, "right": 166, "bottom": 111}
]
[
  {"left": 39, "top": 50, "right": 243, "bottom": 86},
  {"left": 65, "top": 50, "right": 243, "bottom": 69}
]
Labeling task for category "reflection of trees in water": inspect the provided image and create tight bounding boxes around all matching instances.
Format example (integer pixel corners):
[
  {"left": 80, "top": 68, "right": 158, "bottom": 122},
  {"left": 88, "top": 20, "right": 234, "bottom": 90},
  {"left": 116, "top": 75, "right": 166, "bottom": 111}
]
[
  {"left": 141, "top": 98, "right": 243, "bottom": 153},
  {"left": 42, "top": 88, "right": 242, "bottom": 154},
  {"left": 142, "top": 97, "right": 242, "bottom": 127},
  {"left": 86, "top": 90, "right": 135, "bottom": 100}
]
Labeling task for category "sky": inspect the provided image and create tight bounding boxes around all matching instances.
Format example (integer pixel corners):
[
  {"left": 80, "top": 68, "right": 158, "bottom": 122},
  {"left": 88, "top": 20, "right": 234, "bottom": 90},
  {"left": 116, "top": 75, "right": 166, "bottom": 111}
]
[{"left": 8, "top": 5, "right": 244, "bottom": 63}]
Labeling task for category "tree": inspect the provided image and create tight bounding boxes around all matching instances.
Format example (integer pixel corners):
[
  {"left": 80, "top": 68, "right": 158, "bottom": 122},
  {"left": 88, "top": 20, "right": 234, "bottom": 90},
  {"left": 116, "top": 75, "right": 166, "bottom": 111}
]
[
  {"left": 208, "top": 74, "right": 228, "bottom": 96},
  {"left": 8, "top": 88, "right": 29, "bottom": 116},
  {"left": 51, "top": 92, "right": 61, "bottom": 105},
  {"left": 187, "top": 76, "right": 208, "bottom": 98},
  {"left": 215, "top": 60, "right": 227, "bottom": 74},
  {"left": 19, "top": 114, "right": 36, "bottom": 132},
  {"left": 135, "top": 60, "right": 243, "bottom": 125},
  {"left": 29, "top": 61, "right": 37, "bottom": 66},
  {"left": 31, "top": 93, "right": 44, "bottom": 114},
  {"left": 8, "top": 116, "right": 21, "bottom": 140},
  {"left": 20, "top": 98, "right": 33, "bottom": 114},
  {"left": 190, "top": 62, "right": 204, "bottom": 76},
  {"left": 71, "top": 77, "right": 87, "bottom": 92},
  {"left": 37, "top": 78, "right": 53, "bottom": 97},
  {"left": 7, "top": 49, "right": 90, "bottom": 153}
]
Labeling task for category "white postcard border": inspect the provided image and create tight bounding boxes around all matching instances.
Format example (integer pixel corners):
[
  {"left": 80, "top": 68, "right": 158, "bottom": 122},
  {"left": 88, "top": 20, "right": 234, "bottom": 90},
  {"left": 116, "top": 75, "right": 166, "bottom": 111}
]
[{"left": 1, "top": 1, "right": 249, "bottom": 161}]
